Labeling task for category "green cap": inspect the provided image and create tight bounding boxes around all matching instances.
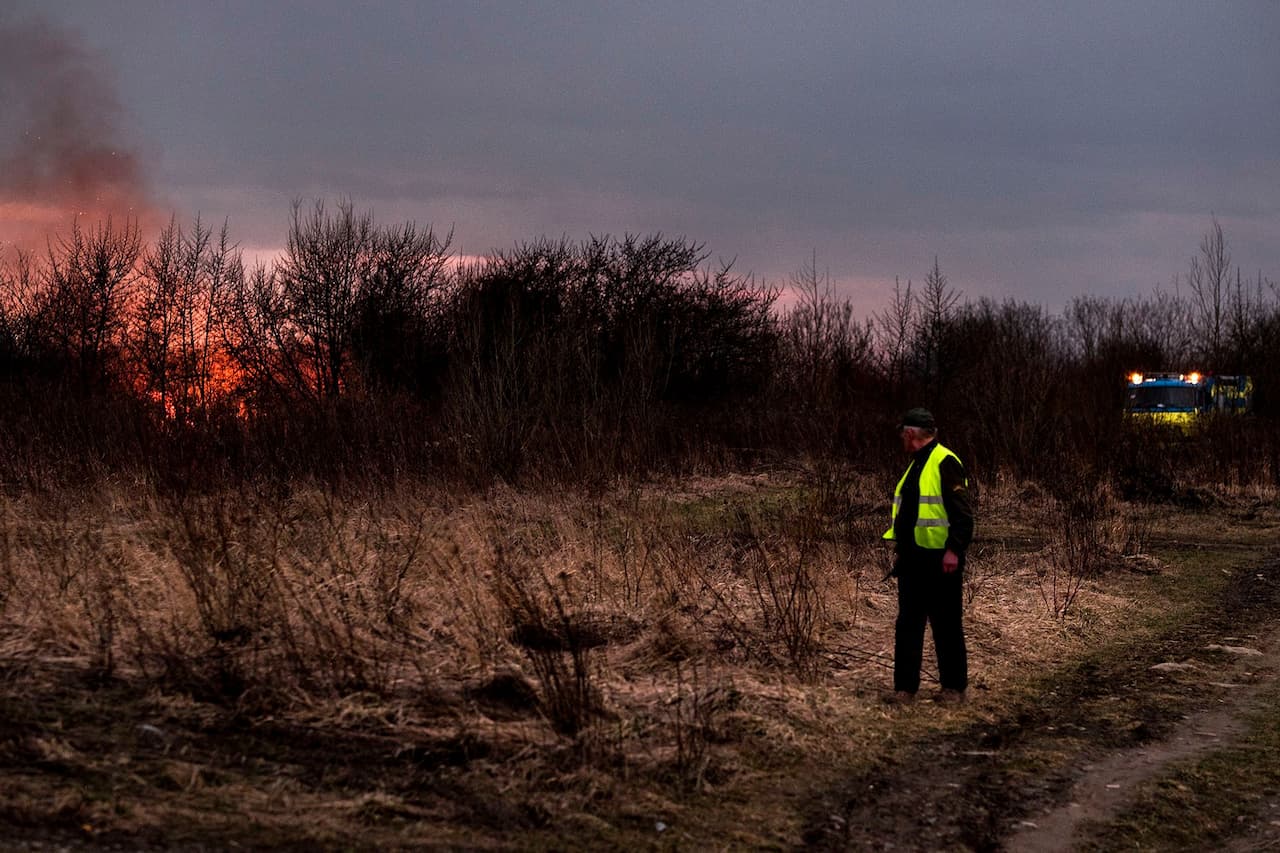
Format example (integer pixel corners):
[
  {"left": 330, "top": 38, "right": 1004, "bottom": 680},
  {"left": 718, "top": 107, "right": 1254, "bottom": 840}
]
[{"left": 900, "top": 408, "right": 936, "bottom": 429}]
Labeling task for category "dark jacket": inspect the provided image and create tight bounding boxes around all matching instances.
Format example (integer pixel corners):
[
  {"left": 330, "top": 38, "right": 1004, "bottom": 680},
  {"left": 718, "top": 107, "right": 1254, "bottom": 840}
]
[{"left": 893, "top": 438, "right": 974, "bottom": 556}]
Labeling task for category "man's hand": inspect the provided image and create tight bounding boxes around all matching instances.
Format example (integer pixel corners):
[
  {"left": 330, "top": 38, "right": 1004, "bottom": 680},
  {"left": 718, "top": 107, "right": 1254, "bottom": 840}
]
[{"left": 942, "top": 549, "right": 960, "bottom": 574}]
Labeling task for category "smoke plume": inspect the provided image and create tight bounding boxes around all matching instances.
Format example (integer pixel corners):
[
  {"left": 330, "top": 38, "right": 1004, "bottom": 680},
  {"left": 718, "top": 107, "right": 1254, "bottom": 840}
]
[{"left": 0, "top": 15, "right": 154, "bottom": 252}]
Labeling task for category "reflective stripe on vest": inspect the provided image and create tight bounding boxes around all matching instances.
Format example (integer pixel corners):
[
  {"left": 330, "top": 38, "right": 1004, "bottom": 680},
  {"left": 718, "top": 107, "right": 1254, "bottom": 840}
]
[{"left": 882, "top": 443, "right": 963, "bottom": 549}]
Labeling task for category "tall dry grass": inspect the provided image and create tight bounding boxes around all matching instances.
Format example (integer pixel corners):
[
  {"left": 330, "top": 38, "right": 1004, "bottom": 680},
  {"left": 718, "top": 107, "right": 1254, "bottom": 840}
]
[
  {"left": 1, "top": 458, "right": 1276, "bottom": 851},
  {"left": 0, "top": 465, "right": 1211, "bottom": 718}
]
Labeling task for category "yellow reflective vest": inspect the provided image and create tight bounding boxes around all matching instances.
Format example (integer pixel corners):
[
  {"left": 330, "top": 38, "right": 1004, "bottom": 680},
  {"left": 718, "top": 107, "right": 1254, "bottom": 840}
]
[{"left": 882, "top": 443, "right": 963, "bottom": 549}]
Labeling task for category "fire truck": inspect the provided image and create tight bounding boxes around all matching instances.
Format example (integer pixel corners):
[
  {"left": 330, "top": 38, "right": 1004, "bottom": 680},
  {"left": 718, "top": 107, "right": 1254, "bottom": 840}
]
[{"left": 1124, "top": 371, "right": 1253, "bottom": 427}]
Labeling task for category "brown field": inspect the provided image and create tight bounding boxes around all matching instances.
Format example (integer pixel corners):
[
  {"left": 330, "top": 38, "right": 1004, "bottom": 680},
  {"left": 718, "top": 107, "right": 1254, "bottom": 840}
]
[{"left": 1, "top": 468, "right": 1276, "bottom": 849}]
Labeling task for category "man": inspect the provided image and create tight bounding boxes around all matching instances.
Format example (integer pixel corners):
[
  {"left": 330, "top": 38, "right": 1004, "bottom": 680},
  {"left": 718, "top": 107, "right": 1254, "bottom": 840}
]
[{"left": 882, "top": 408, "right": 973, "bottom": 705}]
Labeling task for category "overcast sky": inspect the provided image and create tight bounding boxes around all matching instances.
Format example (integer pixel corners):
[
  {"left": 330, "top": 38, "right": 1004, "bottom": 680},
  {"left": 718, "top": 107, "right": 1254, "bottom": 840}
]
[{"left": 3, "top": 1, "right": 1277, "bottom": 315}]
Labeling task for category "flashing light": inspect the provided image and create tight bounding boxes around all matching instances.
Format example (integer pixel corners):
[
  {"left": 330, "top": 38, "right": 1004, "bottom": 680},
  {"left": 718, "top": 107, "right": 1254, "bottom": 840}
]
[
  {"left": 1129, "top": 372, "right": 1144, "bottom": 384},
  {"left": 1186, "top": 372, "right": 1202, "bottom": 383}
]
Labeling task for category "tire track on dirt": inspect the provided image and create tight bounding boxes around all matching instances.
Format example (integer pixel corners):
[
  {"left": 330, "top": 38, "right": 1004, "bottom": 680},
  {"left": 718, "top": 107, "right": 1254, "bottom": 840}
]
[
  {"left": 1007, "top": 626, "right": 1280, "bottom": 851},
  {"left": 802, "top": 552, "right": 1280, "bottom": 852}
]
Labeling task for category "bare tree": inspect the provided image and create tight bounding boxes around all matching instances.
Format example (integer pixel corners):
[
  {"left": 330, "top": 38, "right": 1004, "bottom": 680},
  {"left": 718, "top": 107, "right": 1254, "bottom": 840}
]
[
  {"left": 224, "top": 263, "right": 309, "bottom": 407},
  {"left": 913, "top": 256, "right": 961, "bottom": 400},
  {"left": 987, "top": 301, "right": 1062, "bottom": 470},
  {"left": 134, "top": 217, "right": 243, "bottom": 420},
  {"left": 272, "top": 199, "right": 451, "bottom": 401},
  {"left": 1131, "top": 287, "right": 1194, "bottom": 368},
  {"left": 874, "top": 276, "right": 913, "bottom": 386},
  {"left": 31, "top": 217, "right": 141, "bottom": 389},
  {"left": 277, "top": 199, "right": 376, "bottom": 399},
  {"left": 0, "top": 250, "right": 36, "bottom": 370},
  {"left": 1185, "top": 216, "right": 1232, "bottom": 368},
  {"left": 784, "top": 251, "right": 871, "bottom": 403},
  {"left": 1064, "top": 295, "right": 1112, "bottom": 363},
  {"left": 224, "top": 200, "right": 453, "bottom": 407},
  {"left": 351, "top": 219, "right": 452, "bottom": 393},
  {"left": 1224, "top": 268, "right": 1274, "bottom": 372}
]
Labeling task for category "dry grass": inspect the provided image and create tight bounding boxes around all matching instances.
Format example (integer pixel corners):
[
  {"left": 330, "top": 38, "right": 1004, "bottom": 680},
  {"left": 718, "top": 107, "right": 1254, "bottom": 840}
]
[{"left": 0, "top": 470, "right": 1276, "bottom": 847}]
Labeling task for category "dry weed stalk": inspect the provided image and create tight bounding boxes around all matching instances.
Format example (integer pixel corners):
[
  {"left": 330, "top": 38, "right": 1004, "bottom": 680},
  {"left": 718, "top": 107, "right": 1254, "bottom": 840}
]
[
  {"left": 1038, "top": 486, "right": 1109, "bottom": 618},
  {"left": 154, "top": 488, "right": 292, "bottom": 700},
  {"left": 490, "top": 549, "right": 604, "bottom": 737},
  {"left": 739, "top": 525, "right": 826, "bottom": 681},
  {"left": 964, "top": 544, "right": 1002, "bottom": 607},
  {"left": 273, "top": 489, "right": 435, "bottom": 694},
  {"left": 2, "top": 494, "right": 141, "bottom": 677},
  {"left": 668, "top": 661, "right": 732, "bottom": 791},
  {"left": 1116, "top": 506, "right": 1155, "bottom": 558},
  {"left": 669, "top": 505, "right": 833, "bottom": 680},
  {"left": 0, "top": 500, "right": 16, "bottom": 618},
  {"left": 105, "top": 486, "right": 449, "bottom": 704},
  {"left": 583, "top": 491, "right": 656, "bottom": 610}
]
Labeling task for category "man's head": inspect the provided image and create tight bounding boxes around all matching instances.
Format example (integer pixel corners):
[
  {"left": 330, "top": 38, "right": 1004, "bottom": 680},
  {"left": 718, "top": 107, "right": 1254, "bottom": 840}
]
[{"left": 899, "top": 408, "right": 937, "bottom": 453}]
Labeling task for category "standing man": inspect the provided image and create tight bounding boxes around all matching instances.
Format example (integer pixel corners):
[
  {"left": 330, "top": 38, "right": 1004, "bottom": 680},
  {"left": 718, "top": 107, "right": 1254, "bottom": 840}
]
[{"left": 883, "top": 408, "right": 974, "bottom": 704}]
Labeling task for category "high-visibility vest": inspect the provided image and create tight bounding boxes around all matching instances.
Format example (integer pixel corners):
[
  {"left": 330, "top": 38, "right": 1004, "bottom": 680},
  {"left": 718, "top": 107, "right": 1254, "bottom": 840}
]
[{"left": 882, "top": 443, "right": 963, "bottom": 549}]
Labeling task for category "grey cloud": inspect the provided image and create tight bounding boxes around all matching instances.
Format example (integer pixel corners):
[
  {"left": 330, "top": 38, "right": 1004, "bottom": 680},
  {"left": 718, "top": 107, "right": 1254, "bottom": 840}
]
[{"left": 7, "top": 0, "right": 1279, "bottom": 308}]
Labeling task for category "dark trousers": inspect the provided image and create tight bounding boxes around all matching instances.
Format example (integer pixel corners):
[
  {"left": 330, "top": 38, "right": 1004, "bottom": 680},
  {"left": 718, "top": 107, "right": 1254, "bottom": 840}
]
[{"left": 894, "top": 551, "right": 968, "bottom": 694}]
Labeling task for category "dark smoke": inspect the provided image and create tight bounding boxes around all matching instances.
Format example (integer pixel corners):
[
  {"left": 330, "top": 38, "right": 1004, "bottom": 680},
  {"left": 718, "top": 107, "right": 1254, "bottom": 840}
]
[{"left": 0, "top": 14, "right": 152, "bottom": 249}]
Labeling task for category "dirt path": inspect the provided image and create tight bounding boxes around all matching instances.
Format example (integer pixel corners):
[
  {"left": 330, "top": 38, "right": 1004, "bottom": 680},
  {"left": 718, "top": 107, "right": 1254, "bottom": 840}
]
[
  {"left": 803, "top": 552, "right": 1280, "bottom": 851},
  {"left": 1007, "top": 627, "right": 1279, "bottom": 851}
]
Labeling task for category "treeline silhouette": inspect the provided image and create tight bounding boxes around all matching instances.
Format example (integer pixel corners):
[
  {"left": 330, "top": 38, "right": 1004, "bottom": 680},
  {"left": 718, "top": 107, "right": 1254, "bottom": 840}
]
[{"left": 1, "top": 203, "right": 1276, "bottom": 495}]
